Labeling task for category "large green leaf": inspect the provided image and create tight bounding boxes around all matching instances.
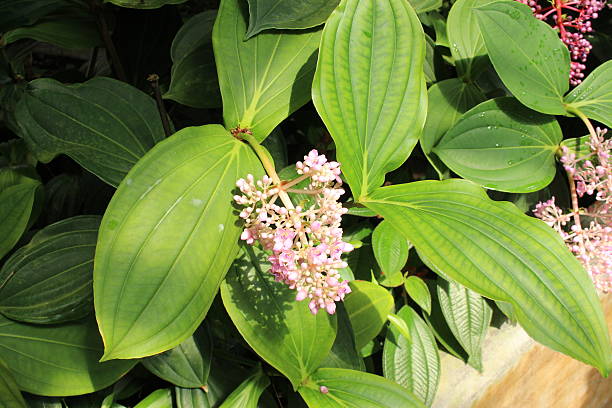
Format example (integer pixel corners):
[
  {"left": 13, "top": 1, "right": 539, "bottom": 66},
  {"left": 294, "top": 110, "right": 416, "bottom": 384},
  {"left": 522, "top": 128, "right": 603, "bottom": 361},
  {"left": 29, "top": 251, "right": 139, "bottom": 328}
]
[
  {"left": 0, "top": 359, "right": 26, "bottom": 408},
  {"left": 164, "top": 10, "right": 221, "bottom": 109},
  {"left": 219, "top": 365, "right": 270, "bottom": 408},
  {"left": 0, "top": 315, "right": 136, "bottom": 396},
  {"left": 95, "top": 124, "right": 263, "bottom": 360},
  {"left": 213, "top": 0, "right": 321, "bottom": 142},
  {"left": 133, "top": 389, "right": 172, "bottom": 408},
  {"left": 362, "top": 179, "right": 612, "bottom": 375},
  {"left": 433, "top": 97, "right": 562, "bottom": 192},
  {"left": 319, "top": 303, "right": 364, "bottom": 371},
  {"left": 446, "top": 0, "right": 491, "bottom": 80},
  {"left": 564, "top": 60, "right": 612, "bottom": 128},
  {"left": 0, "top": 0, "right": 66, "bottom": 32},
  {"left": 221, "top": 247, "right": 337, "bottom": 388},
  {"left": 474, "top": 1, "right": 570, "bottom": 114},
  {"left": 142, "top": 323, "right": 212, "bottom": 388},
  {"left": 245, "top": 0, "right": 340, "bottom": 38},
  {"left": 372, "top": 221, "right": 411, "bottom": 287},
  {"left": 312, "top": 0, "right": 427, "bottom": 200},
  {"left": 0, "top": 216, "right": 100, "bottom": 324},
  {"left": 383, "top": 306, "right": 440, "bottom": 407},
  {"left": 344, "top": 280, "right": 395, "bottom": 350},
  {"left": 299, "top": 368, "right": 425, "bottom": 408},
  {"left": 0, "top": 179, "right": 40, "bottom": 260},
  {"left": 15, "top": 77, "right": 166, "bottom": 187},
  {"left": 436, "top": 278, "right": 492, "bottom": 371},
  {"left": 104, "top": 0, "right": 188, "bottom": 9}
]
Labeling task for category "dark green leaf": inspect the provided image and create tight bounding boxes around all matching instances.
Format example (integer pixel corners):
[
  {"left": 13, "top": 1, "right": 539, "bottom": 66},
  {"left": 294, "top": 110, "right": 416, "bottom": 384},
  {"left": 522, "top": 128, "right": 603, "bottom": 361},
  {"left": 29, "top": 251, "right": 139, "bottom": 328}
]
[
  {"left": 213, "top": 0, "right": 321, "bottom": 142},
  {"left": 436, "top": 278, "right": 492, "bottom": 371},
  {"left": 564, "top": 60, "right": 612, "bottom": 128},
  {"left": 105, "top": 0, "right": 188, "bottom": 9},
  {"left": 221, "top": 247, "right": 337, "bottom": 388},
  {"left": 299, "top": 368, "right": 425, "bottom": 408},
  {"left": 383, "top": 306, "right": 440, "bottom": 407},
  {"left": 0, "top": 179, "right": 40, "bottom": 260},
  {"left": 312, "top": 0, "right": 427, "bottom": 200},
  {"left": 219, "top": 365, "right": 270, "bottom": 408},
  {"left": 0, "top": 0, "right": 66, "bottom": 32},
  {"left": 16, "top": 77, "right": 166, "bottom": 187},
  {"left": 0, "top": 315, "right": 136, "bottom": 396},
  {"left": 165, "top": 10, "right": 221, "bottom": 109},
  {"left": 319, "top": 303, "right": 365, "bottom": 371},
  {"left": 95, "top": 125, "right": 263, "bottom": 360},
  {"left": 245, "top": 0, "right": 340, "bottom": 38},
  {"left": 0, "top": 216, "right": 100, "bottom": 324},
  {"left": 475, "top": 1, "right": 570, "bottom": 114},
  {"left": 0, "top": 359, "right": 26, "bottom": 408},
  {"left": 433, "top": 97, "right": 562, "bottom": 192},
  {"left": 363, "top": 179, "right": 612, "bottom": 375},
  {"left": 404, "top": 276, "right": 432, "bottom": 315},
  {"left": 142, "top": 323, "right": 212, "bottom": 388},
  {"left": 344, "top": 280, "right": 394, "bottom": 350}
]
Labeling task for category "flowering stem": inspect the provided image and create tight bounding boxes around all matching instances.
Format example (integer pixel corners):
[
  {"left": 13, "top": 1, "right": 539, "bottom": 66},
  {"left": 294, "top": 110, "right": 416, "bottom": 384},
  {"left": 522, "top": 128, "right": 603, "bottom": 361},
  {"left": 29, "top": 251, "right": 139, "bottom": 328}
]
[{"left": 242, "top": 132, "right": 295, "bottom": 210}]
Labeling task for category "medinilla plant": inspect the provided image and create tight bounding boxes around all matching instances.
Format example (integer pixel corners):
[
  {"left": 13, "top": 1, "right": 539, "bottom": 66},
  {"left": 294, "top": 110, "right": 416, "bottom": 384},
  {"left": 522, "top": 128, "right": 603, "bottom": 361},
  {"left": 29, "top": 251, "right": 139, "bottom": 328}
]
[{"left": 0, "top": 0, "right": 610, "bottom": 406}]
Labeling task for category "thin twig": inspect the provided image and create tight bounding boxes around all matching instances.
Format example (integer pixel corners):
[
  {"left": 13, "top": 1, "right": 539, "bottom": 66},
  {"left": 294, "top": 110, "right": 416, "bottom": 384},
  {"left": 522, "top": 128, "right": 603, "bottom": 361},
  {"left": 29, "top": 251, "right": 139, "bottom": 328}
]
[
  {"left": 88, "top": 0, "right": 128, "bottom": 82},
  {"left": 147, "top": 74, "right": 172, "bottom": 138}
]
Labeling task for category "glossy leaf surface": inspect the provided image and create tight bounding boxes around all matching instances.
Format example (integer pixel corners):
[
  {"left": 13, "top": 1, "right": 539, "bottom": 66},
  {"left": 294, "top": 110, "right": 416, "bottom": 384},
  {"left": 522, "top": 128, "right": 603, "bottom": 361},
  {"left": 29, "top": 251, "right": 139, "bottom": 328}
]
[
  {"left": 383, "top": 306, "right": 440, "bottom": 407},
  {"left": 475, "top": 1, "right": 570, "bottom": 114},
  {"left": 312, "top": 0, "right": 427, "bottom": 200},
  {"left": 0, "top": 216, "right": 100, "bottom": 324},
  {"left": 434, "top": 97, "right": 562, "bottom": 192},
  {"left": 142, "top": 323, "right": 212, "bottom": 388},
  {"left": 15, "top": 77, "right": 166, "bottom": 187},
  {"left": 214, "top": 0, "right": 321, "bottom": 142},
  {"left": 95, "top": 125, "right": 262, "bottom": 360},
  {"left": 299, "top": 368, "right": 425, "bottom": 408},
  {"left": 363, "top": 179, "right": 612, "bottom": 374},
  {"left": 437, "top": 278, "right": 492, "bottom": 371},
  {"left": 344, "top": 280, "right": 395, "bottom": 350},
  {"left": 0, "top": 359, "right": 26, "bottom": 408},
  {"left": 221, "top": 247, "right": 336, "bottom": 388},
  {"left": 0, "top": 179, "right": 40, "bottom": 260},
  {"left": 133, "top": 389, "right": 172, "bottom": 408},
  {"left": 0, "top": 315, "right": 136, "bottom": 396},
  {"left": 218, "top": 366, "right": 270, "bottom": 408},
  {"left": 245, "top": 0, "right": 339, "bottom": 38},
  {"left": 564, "top": 60, "right": 612, "bottom": 128}
]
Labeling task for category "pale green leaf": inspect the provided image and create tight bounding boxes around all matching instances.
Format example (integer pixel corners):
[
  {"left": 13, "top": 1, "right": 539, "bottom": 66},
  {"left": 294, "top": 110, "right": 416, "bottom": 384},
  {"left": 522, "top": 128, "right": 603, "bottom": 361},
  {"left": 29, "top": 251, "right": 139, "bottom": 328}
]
[
  {"left": 372, "top": 221, "right": 411, "bottom": 287},
  {"left": 564, "top": 60, "right": 612, "bottom": 128},
  {"left": 404, "top": 276, "right": 432, "bottom": 315},
  {"left": 133, "top": 389, "right": 172, "bottom": 408},
  {"left": 0, "top": 179, "right": 40, "bottom": 260},
  {"left": 312, "top": 0, "right": 427, "bottom": 200}
]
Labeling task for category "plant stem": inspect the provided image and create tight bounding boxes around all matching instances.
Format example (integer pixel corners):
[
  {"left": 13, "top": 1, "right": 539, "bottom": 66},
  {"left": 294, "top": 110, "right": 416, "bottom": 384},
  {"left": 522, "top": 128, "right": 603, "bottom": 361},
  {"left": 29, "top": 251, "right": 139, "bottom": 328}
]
[
  {"left": 89, "top": 0, "right": 128, "bottom": 82},
  {"left": 242, "top": 133, "right": 295, "bottom": 210},
  {"left": 147, "top": 74, "right": 172, "bottom": 138}
]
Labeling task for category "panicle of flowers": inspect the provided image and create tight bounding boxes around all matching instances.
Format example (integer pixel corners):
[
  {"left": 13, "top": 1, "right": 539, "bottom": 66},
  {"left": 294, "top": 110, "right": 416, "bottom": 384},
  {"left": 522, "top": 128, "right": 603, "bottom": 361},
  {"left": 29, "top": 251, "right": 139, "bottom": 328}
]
[
  {"left": 234, "top": 150, "right": 353, "bottom": 315},
  {"left": 534, "top": 128, "right": 611, "bottom": 291},
  {"left": 516, "top": 0, "right": 608, "bottom": 85}
]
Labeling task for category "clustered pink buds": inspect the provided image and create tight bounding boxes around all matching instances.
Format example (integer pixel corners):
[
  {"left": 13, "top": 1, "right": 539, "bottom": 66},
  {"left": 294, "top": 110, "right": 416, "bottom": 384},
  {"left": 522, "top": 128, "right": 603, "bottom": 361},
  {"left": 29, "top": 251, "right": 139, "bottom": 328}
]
[
  {"left": 517, "top": 0, "right": 608, "bottom": 85},
  {"left": 534, "top": 128, "right": 611, "bottom": 291},
  {"left": 234, "top": 150, "right": 353, "bottom": 314}
]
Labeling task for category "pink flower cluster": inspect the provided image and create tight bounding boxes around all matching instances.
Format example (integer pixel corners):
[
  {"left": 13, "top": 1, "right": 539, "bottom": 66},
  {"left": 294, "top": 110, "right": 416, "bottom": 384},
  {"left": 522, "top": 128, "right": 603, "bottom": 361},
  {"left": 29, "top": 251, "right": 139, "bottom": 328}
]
[
  {"left": 234, "top": 150, "right": 353, "bottom": 314},
  {"left": 534, "top": 128, "right": 611, "bottom": 291},
  {"left": 517, "top": 0, "right": 608, "bottom": 85}
]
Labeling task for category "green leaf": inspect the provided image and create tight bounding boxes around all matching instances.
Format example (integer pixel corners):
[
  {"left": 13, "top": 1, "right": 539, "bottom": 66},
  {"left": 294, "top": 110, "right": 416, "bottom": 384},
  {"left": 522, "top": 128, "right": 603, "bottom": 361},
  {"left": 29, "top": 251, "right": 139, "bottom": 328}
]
[
  {"left": 219, "top": 365, "right": 270, "bottom": 408},
  {"left": 362, "top": 179, "right": 612, "bottom": 375},
  {"left": 164, "top": 10, "right": 221, "bottom": 109},
  {"left": 133, "top": 389, "right": 172, "bottom": 408},
  {"left": 564, "top": 60, "right": 612, "bottom": 128},
  {"left": 0, "top": 0, "right": 66, "bottom": 32},
  {"left": 15, "top": 77, "right": 166, "bottom": 187},
  {"left": 0, "top": 179, "right": 40, "bottom": 260},
  {"left": 142, "top": 323, "right": 212, "bottom": 388},
  {"left": 312, "top": 0, "right": 427, "bottom": 200},
  {"left": 436, "top": 278, "right": 492, "bottom": 371},
  {"left": 299, "top": 368, "right": 425, "bottom": 408},
  {"left": 0, "top": 216, "right": 100, "bottom": 324},
  {"left": 245, "top": 0, "right": 340, "bottom": 38},
  {"left": 319, "top": 303, "right": 364, "bottom": 371},
  {"left": 474, "top": 1, "right": 570, "bottom": 114},
  {"left": 383, "top": 306, "right": 440, "bottom": 407},
  {"left": 213, "top": 0, "right": 321, "bottom": 142},
  {"left": 372, "top": 221, "right": 411, "bottom": 287},
  {"left": 0, "top": 359, "right": 26, "bottom": 408},
  {"left": 0, "top": 139, "right": 38, "bottom": 192},
  {"left": 221, "top": 247, "right": 337, "bottom": 388},
  {"left": 404, "top": 276, "right": 432, "bottom": 315},
  {"left": 104, "top": 0, "right": 188, "bottom": 9},
  {"left": 387, "top": 313, "right": 412, "bottom": 342},
  {"left": 421, "top": 79, "right": 485, "bottom": 155},
  {"left": 447, "top": 0, "right": 491, "bottom": 80},
  {"left": 344, "top": 280, "right": 395, "bottom": 350},
  {"left": 0, "top": 315, "right": 136, "bottom": 396},
  {"left": 409, "top": 0, "right": 442, "bottom": 13},
  {"left": 433, "top": 97, "right": 562, "bottom": 193},
  {"left": 95, "top": 124, "right": 263, "bottom": 360},
  {"left": 24, "top": 396, "right": 63, "bottom": 408},
  {"left": 560, "top": 135, "right": 591, "bottom": 158}
]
